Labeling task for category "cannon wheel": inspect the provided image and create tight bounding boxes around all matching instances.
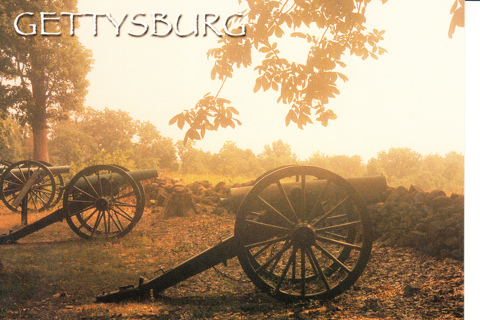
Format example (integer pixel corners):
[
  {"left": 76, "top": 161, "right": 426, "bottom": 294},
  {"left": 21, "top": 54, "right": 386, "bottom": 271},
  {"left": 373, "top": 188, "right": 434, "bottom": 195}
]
[
  {"left": 63, "top": 165, "right": 144, "bottom": 240},
  {"left": 0, "top": 160, "right": 56, "bottom": 212},
  {"left": 235, "top": 165, "right": 372, "bottom": 301},
  {"left": 0, "top": 160, "right": 12, "bottom": 175},
  {"left": 38, "top": 161, "right": 65, "bottom": 208}
]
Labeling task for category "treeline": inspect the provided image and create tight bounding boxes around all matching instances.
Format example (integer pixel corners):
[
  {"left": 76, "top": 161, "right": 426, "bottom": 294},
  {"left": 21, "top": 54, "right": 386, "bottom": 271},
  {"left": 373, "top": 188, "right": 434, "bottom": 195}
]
[{"left": 0, "top": 109, "right": 463, "bottom": 194}]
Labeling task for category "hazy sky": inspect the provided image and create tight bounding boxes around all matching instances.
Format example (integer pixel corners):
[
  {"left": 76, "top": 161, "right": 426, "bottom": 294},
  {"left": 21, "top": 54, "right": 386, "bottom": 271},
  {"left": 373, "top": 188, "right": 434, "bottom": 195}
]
[{"left": 75, "top": 0, "right": 464, "bottom": 162}]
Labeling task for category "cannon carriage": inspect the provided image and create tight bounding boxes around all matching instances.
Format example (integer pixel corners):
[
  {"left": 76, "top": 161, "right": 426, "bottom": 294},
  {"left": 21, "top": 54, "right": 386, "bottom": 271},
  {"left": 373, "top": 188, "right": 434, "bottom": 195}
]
[
  {"left": 0, "top": 160, "right": 158, "bottom": 243},
  {"left": 97, "top": 165, "right": 386, "bottom": 303}
]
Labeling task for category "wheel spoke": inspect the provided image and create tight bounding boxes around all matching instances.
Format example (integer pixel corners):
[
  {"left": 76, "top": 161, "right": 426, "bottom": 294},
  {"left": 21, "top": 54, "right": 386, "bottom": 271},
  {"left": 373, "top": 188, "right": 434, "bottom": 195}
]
[
  {"left": 275, "top": 246, "right": 298, "bottom": 293},
  {"left": 314, "top": 243, "right": 352, "bottom": 274},
  {"left": 96, "top": 171, "right": 104, "bottom": 197},
  {"left": 82, "top": 175, "right": 100, "bottom": 198},
  {"left": 301, "top": 247, "right": 306, "bottom": 297},
  {"left": 315, "top": 220, "right": 362, "bottom": 233},
  {"left": 306, "top": 180, "right": 331, "bottom": 221},
  {"left": 255, "top": 241, "right": 293, "bottom": 275},
  {"left": 312, "top": 196, "right": 350, "bottom": 227},
  {"left": 244, "top": 219, "right": 291, "bottom": 233},
  {"left": 72, "top": 185, "right": 97, "bottom": 201},
  {"left": 90, "top": 211, "right": 104, "bottom": 237},
  {"left": 111, "top": 206, "right": 134, "bottom": 222},
  {"left": 77, "top": 209, "right": 99, "bottom": 230},
  {"left": 276, "top": 180, "right": 299, "bottom": 223},
  {"left": 112, "top": 201, "right": 137, "bottom": 208},
  {"left": 107, "top": 209, "right": 124, "bottom": 232},
  {"left": 301, "top": 174, "right": 306, "bottom": 221},
  {"left": 115, "top": 190, "right": 136, "bottom": 200},
  {"left": 316, "top": 235, "right": 363, "bottom": 250},
  {"left": 257, "top": 195, "right": 294, "bottom": 226},
  {"left": 245, "top": 234, "right": 290, "bottom": 249},
  {"left": 69, "top": 204, "right": 96, "bottom": 217},
  {"left": 306, "top": 246, "right": 330, "bottom": 290}
]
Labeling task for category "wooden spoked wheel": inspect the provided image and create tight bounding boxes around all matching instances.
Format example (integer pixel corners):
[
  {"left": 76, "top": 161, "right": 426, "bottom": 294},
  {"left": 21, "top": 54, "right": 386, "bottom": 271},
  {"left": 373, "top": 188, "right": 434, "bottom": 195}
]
[
  {"left": 0, "top": 160, "right": 12, "bottom": 175},
  {"left": 63, "top": 165, "right": 144, "bottom": 240},
  {"left": 235, "top": 166, "right": 372, "bottom": 301},
  {"left": 38, "top": 161, "right": 65, "bottom": 208},
  {"left": 0, "top": 160, "right": 56, "bottom": 212}
]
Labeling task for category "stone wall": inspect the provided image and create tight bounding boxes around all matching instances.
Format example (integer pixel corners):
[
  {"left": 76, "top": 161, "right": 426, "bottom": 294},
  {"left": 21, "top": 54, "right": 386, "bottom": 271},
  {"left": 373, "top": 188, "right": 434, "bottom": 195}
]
[
  {"left": 368, "top": 185, "right": 464, "bottom": 260},
  {"left": 144, "top": 176, "right": 464, "bottom": 260}
]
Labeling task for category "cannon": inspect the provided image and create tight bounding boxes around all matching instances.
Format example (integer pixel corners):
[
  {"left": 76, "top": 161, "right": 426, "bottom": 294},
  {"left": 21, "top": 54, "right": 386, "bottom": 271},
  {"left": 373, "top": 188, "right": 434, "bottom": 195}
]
[
  {"left": 0, "top": 160, "right": 70, "bottom": 213},
  {"left": 96, "top": 165, "right": 386, "bottom": 303},
  {"left": 0, "top": 162, "right": 158, "bottom": 244}
]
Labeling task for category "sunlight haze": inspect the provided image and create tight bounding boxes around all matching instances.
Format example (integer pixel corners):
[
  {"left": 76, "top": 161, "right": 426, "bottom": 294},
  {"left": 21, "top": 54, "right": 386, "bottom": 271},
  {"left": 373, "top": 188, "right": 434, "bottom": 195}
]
[{"left": 75, "top": 0, "right": 464, "bottom": 162}]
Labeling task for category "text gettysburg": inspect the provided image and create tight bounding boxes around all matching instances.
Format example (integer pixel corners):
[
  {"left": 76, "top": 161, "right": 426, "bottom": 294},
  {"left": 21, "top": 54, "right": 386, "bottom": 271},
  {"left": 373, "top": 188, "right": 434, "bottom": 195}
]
[{"left": 14, "top": 12, "right": 246, "bottom": 37}]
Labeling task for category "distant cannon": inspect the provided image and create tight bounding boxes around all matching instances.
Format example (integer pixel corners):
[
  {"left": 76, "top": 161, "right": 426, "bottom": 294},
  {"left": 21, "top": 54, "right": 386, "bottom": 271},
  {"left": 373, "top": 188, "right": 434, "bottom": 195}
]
[
  {"left": 97, "top": 165, "right": 386, "bottom": 303},
  {"left": 0, "top": 161, "right": 158, "bottom": 243}
]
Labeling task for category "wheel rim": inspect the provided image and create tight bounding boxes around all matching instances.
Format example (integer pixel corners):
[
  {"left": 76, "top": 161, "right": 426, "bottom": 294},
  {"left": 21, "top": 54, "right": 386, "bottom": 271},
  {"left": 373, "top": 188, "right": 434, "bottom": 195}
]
[
  {"left": 235, "top": 166, "right": 372, "bottom": 301},
  {"left": 0, "top": 160, "right": 56, "bottom": 212},
  {"left": 63, "top": 165, "right": 144, "bottom": 240}
]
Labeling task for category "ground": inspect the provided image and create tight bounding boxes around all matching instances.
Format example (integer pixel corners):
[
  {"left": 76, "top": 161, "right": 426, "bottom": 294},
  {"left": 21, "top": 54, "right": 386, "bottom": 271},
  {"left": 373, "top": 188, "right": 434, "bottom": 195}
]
[{"left": 0, "top": 206, "right": 463, "bottom": 319}]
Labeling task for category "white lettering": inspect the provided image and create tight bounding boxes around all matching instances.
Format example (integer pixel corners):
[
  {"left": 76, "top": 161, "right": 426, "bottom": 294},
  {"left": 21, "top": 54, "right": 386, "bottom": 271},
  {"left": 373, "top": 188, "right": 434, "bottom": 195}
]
[
  {"left": 128, "top": 13, "right": 149, "bottom": 37},
  {"left": 106, "top": 13, "right": 128, "bottom": 36},
  {"left": 152, "top": 13, "right": 172, "bottom": 37},
  {"left": 174, "top": 14, "right": 198, "bottom": 37},
  {"left": 224, "top": 14, "right": 246, "bottom": 37},
  {"left": 14, "top": 12, "right": 36, "bottom": 36},
  {"left": 202, "top": 13, "right": 222, "bottom": 37},
  {"left": 40, "top": 12, "right": 61, "bottom": 36},
  {"left": 60, "top": 12, "right": 84, "bottom": 36},
  {"left": 84, "top": 12, "right": 106, "bottom": 36}
]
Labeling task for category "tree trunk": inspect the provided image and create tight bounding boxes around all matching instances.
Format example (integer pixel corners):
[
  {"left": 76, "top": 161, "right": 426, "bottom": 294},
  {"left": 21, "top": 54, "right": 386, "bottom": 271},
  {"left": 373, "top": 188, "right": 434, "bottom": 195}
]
[
  {"left": 33, "top": 127, "right": 49, "bottom": 162},
  {"left": 30, "top": 61, "right": 49, "bottom": 163}
]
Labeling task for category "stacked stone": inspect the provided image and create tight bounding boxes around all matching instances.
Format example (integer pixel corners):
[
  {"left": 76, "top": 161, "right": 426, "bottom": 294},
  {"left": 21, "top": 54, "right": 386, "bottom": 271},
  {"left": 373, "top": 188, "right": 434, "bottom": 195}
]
[{"left": 368, "top": 185, "right": 464, "bottom": 260}]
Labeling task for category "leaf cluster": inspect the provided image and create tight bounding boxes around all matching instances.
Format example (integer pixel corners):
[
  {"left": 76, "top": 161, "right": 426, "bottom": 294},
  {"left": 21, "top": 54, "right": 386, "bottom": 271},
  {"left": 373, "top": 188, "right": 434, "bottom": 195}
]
[{"left": 170, "top": 0, "right": 388, "bottom": 142}]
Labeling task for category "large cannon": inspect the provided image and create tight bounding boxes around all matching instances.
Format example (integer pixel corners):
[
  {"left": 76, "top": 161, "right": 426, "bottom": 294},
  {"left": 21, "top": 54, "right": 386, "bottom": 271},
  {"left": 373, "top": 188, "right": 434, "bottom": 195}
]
[
  {"left": 97, "top": 165, "right": 386, "bottom": 303},
  {"left": 0, "top": 161, "right": 158, "bottom": 243}
]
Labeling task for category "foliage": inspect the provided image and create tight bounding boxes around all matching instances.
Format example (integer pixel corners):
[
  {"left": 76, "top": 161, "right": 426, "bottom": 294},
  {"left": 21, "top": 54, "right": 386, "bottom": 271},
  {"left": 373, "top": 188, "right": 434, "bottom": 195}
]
[
  {"left": 258, "top": 139, "right": 298, "bottom": 171},
  {"left": 376, "top": 147, "right": 422, "bottom": 180},
  {"left": 0, "top": 0, "right": 92, "bottom": 160},
  {"left": 306, "top": 152, "right": 364, "bottom": 178},
  {"left": 0, "top": 116, "right": 26, "bottom": 161},
  {"left": 448, "top": 0, "right": 464, "bottom": 38},
  {"left": 49, "top": 108, "right": 176, "bottom": 172},
  {"left": 175, "top": 140, "right": 215, "bottom": 174},
  {"left": 213, "top": 141, "right": 262, "bottom": 177},
  {"left": 170, "top": 0, "right": 388, "bottom": 142}
]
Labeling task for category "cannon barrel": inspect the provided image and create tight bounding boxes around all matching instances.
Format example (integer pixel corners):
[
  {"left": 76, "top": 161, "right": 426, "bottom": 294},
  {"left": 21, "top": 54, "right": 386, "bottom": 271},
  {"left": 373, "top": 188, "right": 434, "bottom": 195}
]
[
  {"left": 65, "top": 168, "right": 158, "bottom": 191},
  {"left": 223, "top": 175, "right": 387, "bottom": 213},
  {"left": 3, "top": 165, "right": 70, "bottom": 179}
]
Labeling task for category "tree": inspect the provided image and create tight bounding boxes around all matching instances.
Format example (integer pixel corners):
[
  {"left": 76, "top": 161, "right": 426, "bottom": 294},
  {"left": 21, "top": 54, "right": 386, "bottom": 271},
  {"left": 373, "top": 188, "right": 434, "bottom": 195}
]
[
  {"left": 134, "top": 121, "right": 176, "bottom": 170},
  {"left": 0, "top": 0, "right": 92, "bottom": 161},
  {"left": 306, "top": 152, "right": 364, "bottom": 177},
  {"left": 175, "top": 140, "right": 214, "bottom": 174},
  {"left": 0, "top": 115, "right": 26, "bottom": 161},
  {"left": 79, "top": 108, "right": 137, "bottom": 155},
  {"left": 376, "top": 147, "right": 422, "bottom": 180},
  {"left": 213, "top": 141, "right": 260, "bottom": 176},
  {"left": 259, "top": 139, "right": 297, "bottom": 171},
  {"left": 170, "top": 0, "right": 388, "bottom": 142}
]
